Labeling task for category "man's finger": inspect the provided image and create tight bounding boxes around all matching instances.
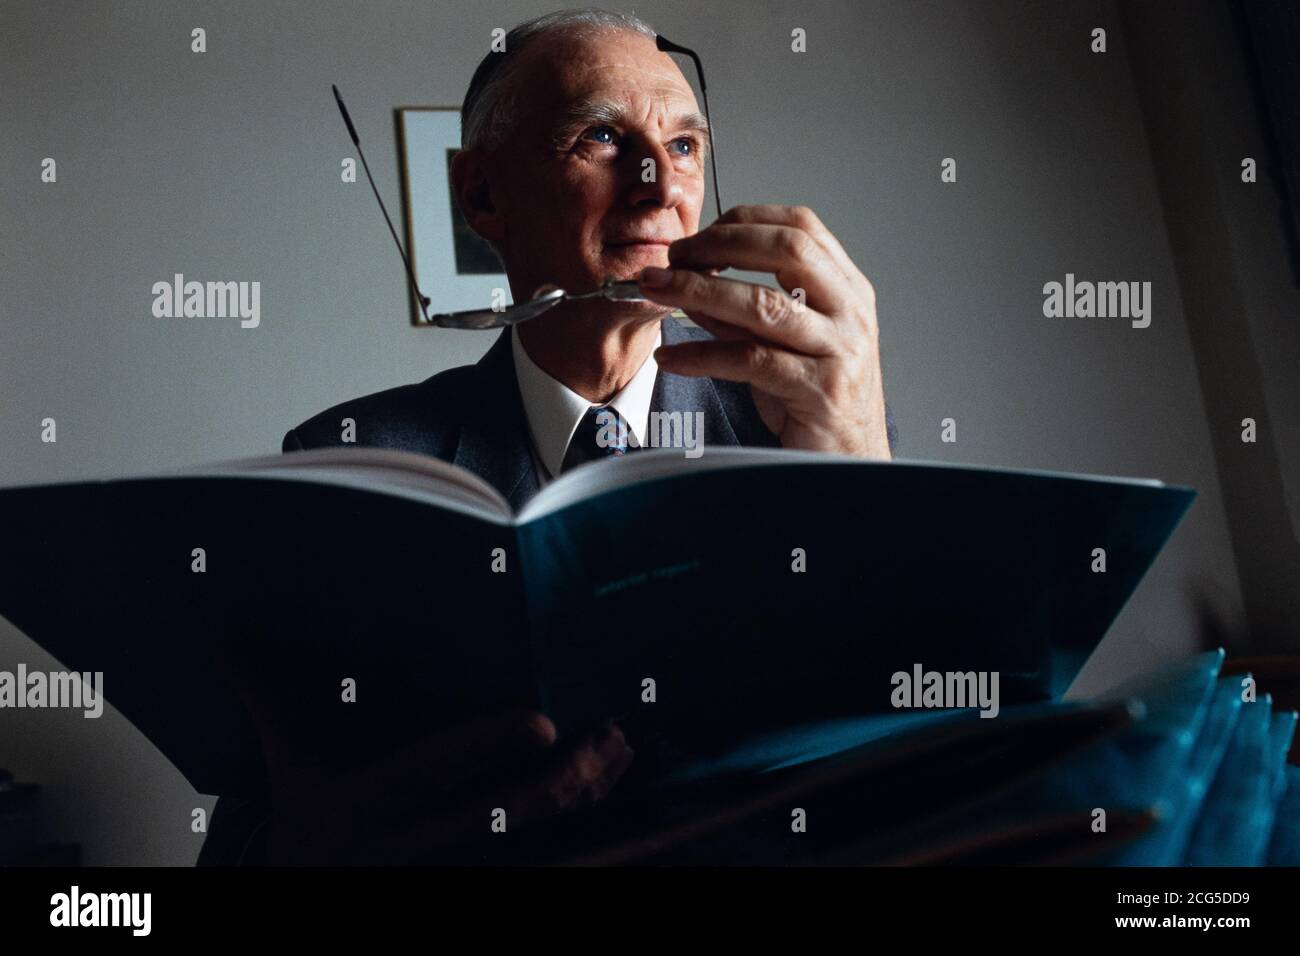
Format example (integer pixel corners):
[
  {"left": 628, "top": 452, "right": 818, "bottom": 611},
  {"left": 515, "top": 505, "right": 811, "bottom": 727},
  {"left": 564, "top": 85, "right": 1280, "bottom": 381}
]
[
  {"left": 654, "top": 338, "right": 817, "bottom": 402},
  {"left": 715, "top": 205, "right": 870, "bottom": 295},
  {"left": 664, "top": 223, "right": 850, "bottom": 311},
  {"left": 580, "top": 741, "right": 636, "bottom": 805},
  {"left": 517, "top": 722, "right": 629, "bottom": 818},
  {"left": 641, "top": 269, "right": 837, "bottom": 354}
]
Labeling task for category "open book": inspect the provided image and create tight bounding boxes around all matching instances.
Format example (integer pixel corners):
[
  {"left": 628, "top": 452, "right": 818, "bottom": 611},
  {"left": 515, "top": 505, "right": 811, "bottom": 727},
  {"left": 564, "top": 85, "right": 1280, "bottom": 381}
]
[{"left": 0, "top": 447, "right": 1194, "bottom": 798}]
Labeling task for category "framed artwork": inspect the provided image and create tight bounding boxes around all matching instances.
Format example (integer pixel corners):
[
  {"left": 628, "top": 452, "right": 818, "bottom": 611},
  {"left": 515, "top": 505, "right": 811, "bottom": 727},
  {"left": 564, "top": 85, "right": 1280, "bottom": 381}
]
[{"left": 397, "top": 107, "right": 509, "bottom": 325}]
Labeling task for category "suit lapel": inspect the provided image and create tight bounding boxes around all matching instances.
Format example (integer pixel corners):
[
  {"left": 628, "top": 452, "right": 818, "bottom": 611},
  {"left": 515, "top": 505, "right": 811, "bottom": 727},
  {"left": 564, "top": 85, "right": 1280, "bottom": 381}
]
[
  {"left": 652, "top": 317, "right": 741, "bottom": 447},
  {"left": 452, "top": 329, "right": 539, "bottom": 510}
]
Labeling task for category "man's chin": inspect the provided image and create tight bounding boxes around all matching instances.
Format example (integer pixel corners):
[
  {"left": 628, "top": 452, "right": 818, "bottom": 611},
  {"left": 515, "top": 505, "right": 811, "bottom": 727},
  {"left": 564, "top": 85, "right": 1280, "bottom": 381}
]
[
  {"left": 600, "top": 245, "right": 672, "bottom": 276},
  {"left": 597, "top": 297, "right": 675, "bottom": 323},
  {"left": 588, "top": 298, "right": 676, "bottom": 338}
]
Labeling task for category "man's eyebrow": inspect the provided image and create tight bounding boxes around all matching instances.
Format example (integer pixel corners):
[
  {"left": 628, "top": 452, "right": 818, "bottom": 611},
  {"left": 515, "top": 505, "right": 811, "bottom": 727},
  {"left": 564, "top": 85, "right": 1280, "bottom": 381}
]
[
  {"left": 556, "top": 98, "right": 627, "bottom": 130},
  {"left": 671, "top": 111, "right": 711, "bottom": 136}
]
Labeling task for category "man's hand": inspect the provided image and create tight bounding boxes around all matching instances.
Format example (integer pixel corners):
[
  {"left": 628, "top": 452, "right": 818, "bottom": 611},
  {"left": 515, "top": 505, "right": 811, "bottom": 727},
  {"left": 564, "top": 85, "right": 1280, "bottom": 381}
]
[
  {"left": 639, "top": 205, "right": 891, "bottom": 459},
  {"left": 262, "top": 710, "right": 634, "bottom": 865},
  {"left": 220, "top": 622, "right": 634, "bottom": 865}
]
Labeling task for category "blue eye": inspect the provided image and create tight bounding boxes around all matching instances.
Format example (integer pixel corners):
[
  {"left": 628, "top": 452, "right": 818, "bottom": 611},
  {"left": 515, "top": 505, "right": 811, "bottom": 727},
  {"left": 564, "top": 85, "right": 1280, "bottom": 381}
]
[
  {"left": 671, "top": 138, "right": 694, "bottom": 156},
  {"left": 584, "top": 126, "right": 617, "bottom": 145}
]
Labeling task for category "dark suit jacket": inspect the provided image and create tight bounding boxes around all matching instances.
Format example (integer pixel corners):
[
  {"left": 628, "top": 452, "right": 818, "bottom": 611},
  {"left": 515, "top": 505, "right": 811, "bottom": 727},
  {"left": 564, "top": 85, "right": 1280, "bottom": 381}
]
[{"left": 197, "top": 316, "right": 897, "bottom": 865}]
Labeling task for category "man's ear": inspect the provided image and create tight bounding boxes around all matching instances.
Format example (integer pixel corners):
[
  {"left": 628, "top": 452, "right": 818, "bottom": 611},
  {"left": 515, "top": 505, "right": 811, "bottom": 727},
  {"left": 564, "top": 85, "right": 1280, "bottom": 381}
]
[{"left": 450, "top": 149, "right": 506, "bottom": 244}]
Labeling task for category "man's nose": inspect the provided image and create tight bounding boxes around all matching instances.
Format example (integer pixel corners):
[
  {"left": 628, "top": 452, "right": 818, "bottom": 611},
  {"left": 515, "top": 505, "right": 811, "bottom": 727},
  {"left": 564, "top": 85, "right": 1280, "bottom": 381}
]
[{"left": 623, "top": 138, "right": 684, "bottom": 210}]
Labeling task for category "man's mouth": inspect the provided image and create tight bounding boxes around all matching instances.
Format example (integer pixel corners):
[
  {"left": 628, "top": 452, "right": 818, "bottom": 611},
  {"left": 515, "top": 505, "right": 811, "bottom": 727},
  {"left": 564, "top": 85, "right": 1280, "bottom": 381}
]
[
  {"left": 604, "top": 237, "right": 673, "bottom": 249},
  {"left": 604, "top": 239, "right": 672, "bottom": 270}
]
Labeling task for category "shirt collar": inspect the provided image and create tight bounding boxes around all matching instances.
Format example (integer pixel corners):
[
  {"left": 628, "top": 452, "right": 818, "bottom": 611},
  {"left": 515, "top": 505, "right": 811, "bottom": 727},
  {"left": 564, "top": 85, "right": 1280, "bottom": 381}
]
[{"left": 510, "top": 325, "right": 661, "bottom": 481}]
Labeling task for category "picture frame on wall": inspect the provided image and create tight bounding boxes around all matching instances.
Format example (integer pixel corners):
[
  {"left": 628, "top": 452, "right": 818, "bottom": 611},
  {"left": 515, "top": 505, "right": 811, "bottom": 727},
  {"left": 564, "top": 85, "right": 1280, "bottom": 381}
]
[{"left": 397, "top": 107, "right": 509, "bottom": 325}]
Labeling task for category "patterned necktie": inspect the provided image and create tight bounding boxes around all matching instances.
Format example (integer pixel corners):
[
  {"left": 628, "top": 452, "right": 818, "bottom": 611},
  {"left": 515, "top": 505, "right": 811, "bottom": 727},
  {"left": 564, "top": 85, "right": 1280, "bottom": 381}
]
[{"left": 561, "top": 405, "right": 636, "bottom": 473}]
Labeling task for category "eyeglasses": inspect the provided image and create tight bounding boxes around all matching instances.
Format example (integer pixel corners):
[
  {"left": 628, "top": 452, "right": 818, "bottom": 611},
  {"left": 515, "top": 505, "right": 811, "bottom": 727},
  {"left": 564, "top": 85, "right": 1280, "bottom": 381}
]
[
  {"left": 655, "top": 34, "right": 722, "bottom": 222},
  {"left": 334, "top": 33, "right": 720, "bottom": 330}
]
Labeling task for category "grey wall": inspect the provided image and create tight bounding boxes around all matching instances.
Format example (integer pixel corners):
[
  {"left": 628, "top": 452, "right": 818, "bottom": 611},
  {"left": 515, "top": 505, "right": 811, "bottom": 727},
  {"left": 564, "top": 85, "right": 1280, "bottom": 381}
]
[{"left": 1, "top": 0, "right": 1287, "bottom": 865}]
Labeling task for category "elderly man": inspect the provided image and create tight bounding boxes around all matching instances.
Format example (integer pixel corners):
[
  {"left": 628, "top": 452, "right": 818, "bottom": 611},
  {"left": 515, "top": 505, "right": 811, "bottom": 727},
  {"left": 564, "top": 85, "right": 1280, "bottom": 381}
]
[
  {"left": 284, "top": 8, "right": 895, "bottom": 501},
  {"left": 201, "top": 8, "right": 896, "bottom": 865}
]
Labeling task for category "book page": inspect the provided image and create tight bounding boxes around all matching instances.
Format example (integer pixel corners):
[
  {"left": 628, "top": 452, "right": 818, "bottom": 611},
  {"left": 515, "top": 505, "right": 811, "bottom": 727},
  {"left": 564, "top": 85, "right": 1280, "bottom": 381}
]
[
  {"left": 178, "top": 447, "right": 515, "bottom": 524},
  {"left": 517, "top": 447, "right": 1168, "bottom": 524},
  {"left": 517, "top": 447, "right": 851, "bottom": 523}
]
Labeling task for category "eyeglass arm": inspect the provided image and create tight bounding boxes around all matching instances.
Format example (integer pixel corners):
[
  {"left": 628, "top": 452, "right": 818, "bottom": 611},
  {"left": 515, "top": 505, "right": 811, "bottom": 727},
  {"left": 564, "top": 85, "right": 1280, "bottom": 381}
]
[{"left": 655, "top": 34, "right": 723, "bottom": 221}]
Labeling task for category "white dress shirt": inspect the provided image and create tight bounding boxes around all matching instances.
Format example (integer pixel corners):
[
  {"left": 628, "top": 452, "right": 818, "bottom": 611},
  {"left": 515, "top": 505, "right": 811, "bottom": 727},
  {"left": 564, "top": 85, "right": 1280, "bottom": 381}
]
[{"left": 510, "top": 325, "right": 661, "bottom": 486}]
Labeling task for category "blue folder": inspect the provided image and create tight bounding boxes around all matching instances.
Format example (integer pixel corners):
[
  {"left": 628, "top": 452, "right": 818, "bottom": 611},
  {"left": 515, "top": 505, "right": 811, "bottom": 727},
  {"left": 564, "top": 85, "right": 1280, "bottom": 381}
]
[
  {"left": 1266, "top": 765, "right": 1300, "bottom": 865},
  {"left": 1183, "top": 693, "right": 1295, "bottom": 865}
]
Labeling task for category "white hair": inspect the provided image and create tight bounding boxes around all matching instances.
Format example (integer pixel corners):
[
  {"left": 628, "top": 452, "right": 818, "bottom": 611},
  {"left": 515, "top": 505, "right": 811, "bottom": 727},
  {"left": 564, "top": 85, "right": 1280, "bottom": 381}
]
[{"left": 460, "top": 9, "right": 657, "bottom": 151}]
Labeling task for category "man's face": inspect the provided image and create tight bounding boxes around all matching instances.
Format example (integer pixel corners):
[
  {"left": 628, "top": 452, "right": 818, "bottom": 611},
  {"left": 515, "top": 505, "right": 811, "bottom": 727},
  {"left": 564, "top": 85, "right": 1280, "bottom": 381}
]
[{"left": 481, "top": 29, "right": 708, "bottom": 317}]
